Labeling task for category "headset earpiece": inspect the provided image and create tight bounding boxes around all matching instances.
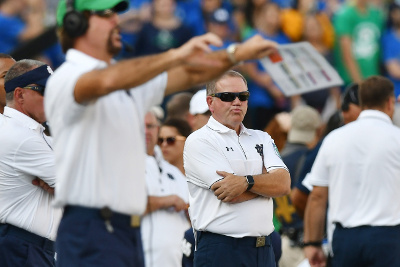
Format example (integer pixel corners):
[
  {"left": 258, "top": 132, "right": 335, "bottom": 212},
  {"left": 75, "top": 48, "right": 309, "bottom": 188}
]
[{"left": 63, "top": 0, "right": 88, "bottom": 38}]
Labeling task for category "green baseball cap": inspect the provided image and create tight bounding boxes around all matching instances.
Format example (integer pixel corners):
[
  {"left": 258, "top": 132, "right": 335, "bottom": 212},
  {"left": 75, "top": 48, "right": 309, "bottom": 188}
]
[{"left": 57, "top": 0, "right": 130, "bottom": 26}]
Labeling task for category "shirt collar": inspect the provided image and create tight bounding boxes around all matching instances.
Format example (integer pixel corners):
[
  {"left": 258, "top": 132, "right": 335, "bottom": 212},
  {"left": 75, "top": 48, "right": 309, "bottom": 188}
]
[
  {"left": 66, "top": 49, "right": 108, "bottom": 69},
  {"left": 3, "top": 107, "right": 44, "bottom": 132},
  {"left": 357, "top": 110, "right": 393, "bottom": 124},
  {"left": 206, "top": 116, "right": 251, "bottom": 136}
]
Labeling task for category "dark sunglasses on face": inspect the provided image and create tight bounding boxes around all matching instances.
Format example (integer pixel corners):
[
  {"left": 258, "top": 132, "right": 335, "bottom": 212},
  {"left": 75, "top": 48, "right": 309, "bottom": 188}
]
[
  {"left": 210, "top": 91, "right": 250, "bottom": 102},
  {"left": 157, "top": 136, "right": 186, "bottom": 146},
  {"left": 90, "top": 9, "right": 116, "bottom": 18},
  {"left": 22, "top": 85, "right": 45, "bottom": 96}
]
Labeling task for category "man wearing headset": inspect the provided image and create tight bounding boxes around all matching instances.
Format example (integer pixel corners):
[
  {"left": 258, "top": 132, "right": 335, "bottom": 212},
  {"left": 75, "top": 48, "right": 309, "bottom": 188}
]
[{"left": 45, "top": 0, "right": 280, "bottom": 266}]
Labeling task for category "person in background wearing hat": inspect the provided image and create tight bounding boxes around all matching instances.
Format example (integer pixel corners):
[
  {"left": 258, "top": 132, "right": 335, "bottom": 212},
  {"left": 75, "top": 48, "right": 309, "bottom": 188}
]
[
  {"left": 304, "top": 76, "right": 400, "bottom": 267},
  {"left": 0, "top": 59, "right": 61, "bottom": 267},
  {"left": 44, "top": 0, "right": 279, "bottom": 266},
  {"left": 341, "top": 83, "right": 362, "bottom": 125},
  {"left": 188, "top": 89, "right": 211, "bottom": 131},
  {"left": 275, "top": 105, "right": 321, "bottom": 267},
  {"left": 142, "top": 108, "right": 190, "bottom": 267},
  {"left": 184, "top": 70, "right": 290, "bottom": 267},
  {"left": 206, "top": 8, "right": 236, "bottom": 51},
  {"left": 0, "top": 53, "right": 15, "bottom": 114}
]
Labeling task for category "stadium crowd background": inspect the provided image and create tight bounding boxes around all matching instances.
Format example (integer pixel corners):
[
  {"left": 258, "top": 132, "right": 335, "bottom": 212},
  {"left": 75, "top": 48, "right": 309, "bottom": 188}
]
[{"left": 1, "top": 0, "right": 399, "bottom": 131}]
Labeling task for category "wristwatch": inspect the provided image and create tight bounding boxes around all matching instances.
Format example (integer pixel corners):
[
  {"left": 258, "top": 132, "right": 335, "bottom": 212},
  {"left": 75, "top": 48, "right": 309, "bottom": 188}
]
[
  {"left": 226, "top": 43, "right": 239, "bottom": 65},
  {"left": 245, "top": 175, "right": 254, "bottom": 191}
]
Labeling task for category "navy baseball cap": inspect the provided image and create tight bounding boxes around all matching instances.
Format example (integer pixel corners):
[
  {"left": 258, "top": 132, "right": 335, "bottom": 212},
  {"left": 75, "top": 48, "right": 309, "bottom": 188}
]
[
  {"left": 341, "top": 83, "right": 360, "bottom": 111},
  {"left": 207, "top": 8, "right": 230, "bottom": 24}
]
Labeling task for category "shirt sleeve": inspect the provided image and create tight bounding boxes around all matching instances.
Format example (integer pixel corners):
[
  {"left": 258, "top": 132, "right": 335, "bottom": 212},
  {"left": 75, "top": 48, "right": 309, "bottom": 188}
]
[
  {"left": 14, "top": 136, "right": 56, "bottom": 187},
  {"left": 184, "top": 134, "right": 235, "bottom": 189},
  {"left": 262, "top": 134, "right": 289, "bottom": 172}
]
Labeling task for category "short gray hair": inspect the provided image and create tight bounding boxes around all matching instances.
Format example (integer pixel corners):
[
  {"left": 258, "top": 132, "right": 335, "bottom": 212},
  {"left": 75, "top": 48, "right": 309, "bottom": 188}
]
[
  {"left": 206, "top": 70, "right": 247, "bottom": 95},
  {"left": 4, "top": 59, "right": 45, "bottom": 103}
]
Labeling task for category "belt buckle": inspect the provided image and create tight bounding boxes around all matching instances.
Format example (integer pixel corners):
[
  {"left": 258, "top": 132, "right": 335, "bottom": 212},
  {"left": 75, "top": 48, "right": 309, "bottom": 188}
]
[
  {"left": 256, "top": 236, "right": 266, "bottom": 247},
  {"left": 130, "top": 215, "right": 141, "bottom": 228}
]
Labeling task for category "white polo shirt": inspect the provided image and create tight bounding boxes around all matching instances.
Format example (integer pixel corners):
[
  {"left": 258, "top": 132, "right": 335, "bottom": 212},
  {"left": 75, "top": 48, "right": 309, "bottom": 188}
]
[
  {"left": 307, "top": 110, "right": 400, "bottom": 227},
  {"left": 0, "top": 107, "right": 62, "bottom": 240},
  {"left": 141, "top": 147, "right": 190, "bottom": 267},
  {"left": 184, "top": 116, "right": 288, "bottom": 237},
  {"left": 44, "top": 49, "right": 167, "bottom": 215}
]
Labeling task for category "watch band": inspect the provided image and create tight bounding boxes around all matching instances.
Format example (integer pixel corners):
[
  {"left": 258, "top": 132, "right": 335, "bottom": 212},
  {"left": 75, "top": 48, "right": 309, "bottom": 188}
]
[{"left": 245, "top": 175, "right": 254, "bottom": 191}]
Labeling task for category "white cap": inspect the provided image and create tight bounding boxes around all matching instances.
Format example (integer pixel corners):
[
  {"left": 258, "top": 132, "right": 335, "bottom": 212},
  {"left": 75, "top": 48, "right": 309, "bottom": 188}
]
[{"left": 189, "top": 89, "right": 209, "bottom": 115}]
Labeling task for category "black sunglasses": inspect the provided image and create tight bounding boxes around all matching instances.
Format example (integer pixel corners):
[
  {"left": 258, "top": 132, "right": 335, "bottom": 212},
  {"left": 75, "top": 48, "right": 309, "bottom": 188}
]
[
  {"left": 157, "top": 136, "right": 186, "bottom": 146},
  {"left": 210, "top": 91, "right": 250, "bottom": 102},
  {"left": 23, "top": 85, "right": 45, "bottom": 96},
  {"left": 90, "top": 9, "right": 116, "bottom": 18}
]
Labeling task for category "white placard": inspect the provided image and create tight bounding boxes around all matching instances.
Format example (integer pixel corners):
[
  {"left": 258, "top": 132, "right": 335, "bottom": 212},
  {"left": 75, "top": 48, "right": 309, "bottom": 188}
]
[{"left": 259, "top": 42, "right": 343, "bottom": 96}]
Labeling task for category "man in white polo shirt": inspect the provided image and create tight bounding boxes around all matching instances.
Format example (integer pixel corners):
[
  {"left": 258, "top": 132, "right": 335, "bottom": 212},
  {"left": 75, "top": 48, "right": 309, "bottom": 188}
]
[
  {"left": 45, "top": 1, "right": 279, "bottom": 266},
  {"left": 141, "top": 109, "right": 190, "bottom": 267},
  {"left": 184, "top": 70, "right": 291, "bottom": 267},
  {"left": 0, "top": 59, "right": 61, "bottom": 267},
  {"left": 304, "top": 76, "right": 400, "bottom": 267}
]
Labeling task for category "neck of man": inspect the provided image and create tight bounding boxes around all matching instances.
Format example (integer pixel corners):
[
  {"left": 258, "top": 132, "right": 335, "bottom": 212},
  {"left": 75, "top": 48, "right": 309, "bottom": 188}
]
[{"left": 75, "top": 42, "right": 113, "bottom": 64}]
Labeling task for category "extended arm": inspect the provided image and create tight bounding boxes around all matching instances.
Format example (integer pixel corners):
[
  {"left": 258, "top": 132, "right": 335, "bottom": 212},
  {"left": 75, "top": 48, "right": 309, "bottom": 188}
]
[
  {"left": 74, "top": 33, "right": 223, "bottom": 103},
  {"left": 165, "top": 35, "right": 278, "bottom": 95},
  {"left": 303, "top": 186, "right": 328, "bottom": 267}
]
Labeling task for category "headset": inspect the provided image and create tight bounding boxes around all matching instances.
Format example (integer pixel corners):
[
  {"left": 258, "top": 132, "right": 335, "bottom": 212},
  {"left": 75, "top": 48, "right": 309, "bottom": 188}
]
[{"left": 63, "top": 0, "right": 88, "bottom": 38}]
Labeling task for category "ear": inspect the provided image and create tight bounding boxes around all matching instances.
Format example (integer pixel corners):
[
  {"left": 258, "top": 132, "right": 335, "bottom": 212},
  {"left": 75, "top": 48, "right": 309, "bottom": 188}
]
[
  {"left": 206, "top": 95, "right": 214, "bottom": 113},
  {"left": 13, "top": 88, "right": 24, "bottom": 103}
]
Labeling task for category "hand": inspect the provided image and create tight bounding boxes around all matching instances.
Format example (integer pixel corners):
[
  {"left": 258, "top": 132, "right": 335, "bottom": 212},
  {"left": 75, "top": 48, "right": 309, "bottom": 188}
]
[
  {"left": 235, "top": 35, "right": 278, "bottom": 62},
  {"left": 32, "top": 178, "right": 54, "bottom": 195},
  {"left": 173, "top": 33, "right": 223, "bottom": 67},
  {"left": 304, "top": 246, "right": 326, "bottom": 267},
  {"left": 210, "top": 171, "right": 247, "bottom": 202},
  {"left": 167, "top": 195, "right": 189, "bottom": 212}
]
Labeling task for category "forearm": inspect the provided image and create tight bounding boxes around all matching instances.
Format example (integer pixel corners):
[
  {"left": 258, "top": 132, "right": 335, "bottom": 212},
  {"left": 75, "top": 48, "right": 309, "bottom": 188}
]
[
  {"left": 144, "top": 196, "right": 173, "bottom": 215},
  {"left": 340, "top": 37, "right": 362, "bottom": 83},
  {"left": 250, "top": 169, "right": 290, "bottom": 198},
  {"left": 304, "top": 188, "right": 327, "bottom": 242},
  {"left": 75, "top": 49, "right": 182, "bottom": 103},
  {"left": 386, "top": 61, "right": 400, "bottom": 79},
  {"left": 228, "top": 191, "right": 259, "bottom": 204}
]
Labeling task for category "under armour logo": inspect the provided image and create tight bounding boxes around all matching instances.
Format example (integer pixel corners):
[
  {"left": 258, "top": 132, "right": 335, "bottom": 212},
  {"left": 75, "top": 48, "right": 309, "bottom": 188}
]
[
  {"left": 255, "top": 144, "right": 263, "bottom": 158},
  {"left": 226, "top": 147, "right": 234, "bottom": 151}
]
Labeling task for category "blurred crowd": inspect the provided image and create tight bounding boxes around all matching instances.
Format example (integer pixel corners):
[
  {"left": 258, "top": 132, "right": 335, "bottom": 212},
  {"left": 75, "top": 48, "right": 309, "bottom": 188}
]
[{"left": 1, "top": 0, "right": 400, "bottom": 130}]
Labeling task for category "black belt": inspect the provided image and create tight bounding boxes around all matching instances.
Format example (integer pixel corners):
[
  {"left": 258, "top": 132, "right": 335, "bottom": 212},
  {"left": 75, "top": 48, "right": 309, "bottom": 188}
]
[
  {"left": 0, "top": 223, "right": 55, "bottom": 252},
  {"left": 64, "top": 205, "right": 141, "bottom": 229},
  {"left": 197, "top": 231, "right": 271, "bottom": 248}
]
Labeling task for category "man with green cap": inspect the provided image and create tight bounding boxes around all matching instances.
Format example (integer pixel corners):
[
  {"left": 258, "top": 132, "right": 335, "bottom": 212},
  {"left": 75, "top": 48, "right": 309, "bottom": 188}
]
[{"left": 45, "top": 0, "right": 280, "bottom": 266}]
